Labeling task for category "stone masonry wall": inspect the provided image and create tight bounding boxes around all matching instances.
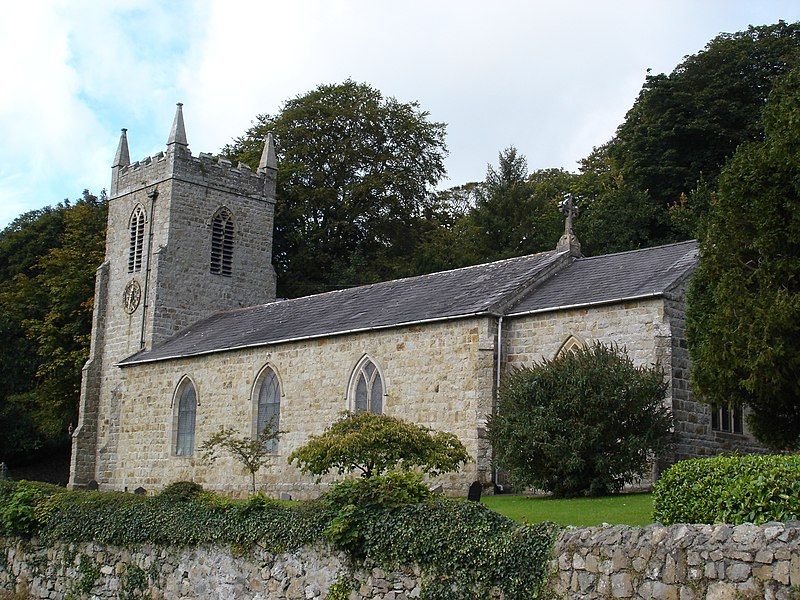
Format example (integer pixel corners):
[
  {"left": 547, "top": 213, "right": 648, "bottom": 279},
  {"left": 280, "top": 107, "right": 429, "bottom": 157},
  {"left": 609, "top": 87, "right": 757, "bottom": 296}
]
[
  {"left": 4, "top": 522, "right": 799, "bottom": 599},
  {"left": 106, "top": 317, "right": 497, "bottom": 498},
  {"left": 550, "top": 521, "right": 800, "bottom": 599},
  {"left": 663, "top": 278, "right": 766, "bottom": 462},
  {"left": 0, "top": 539, "right": 422, "bottom": 600}
]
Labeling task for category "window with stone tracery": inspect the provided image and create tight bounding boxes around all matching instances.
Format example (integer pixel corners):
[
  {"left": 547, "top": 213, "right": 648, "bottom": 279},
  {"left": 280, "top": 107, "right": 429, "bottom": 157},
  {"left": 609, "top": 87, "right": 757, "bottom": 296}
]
[
  {"left": 210, "top": 207, "right": 234, "bottom": 276},
  {"left": 351, "top": 356, "right": 384, "bottom": 414},
  {"left": 254, "top": 366, "right": 281, "bottom": 452},
  {"left": 128, "top": 205, "right": 146, "bottom": 273},
  {"left": 173, "top": 378, "right": 197, "bottom": 456},
  {"left": 556, "top": 334, "right": 586, "bottom": 357}
]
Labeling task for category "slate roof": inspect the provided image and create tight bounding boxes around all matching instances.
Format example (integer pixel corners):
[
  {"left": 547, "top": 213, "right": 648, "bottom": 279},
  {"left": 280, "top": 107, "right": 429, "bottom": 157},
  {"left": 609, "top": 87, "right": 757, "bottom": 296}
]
[
  {"left": 119, "top": 249, "right": 566, "bottom": 365},
  {"left": 119, "top": 240, "right": 698, "bottom": 366},
  {"left": 507, "top": 240, "right": 698, "bottom": 316}
]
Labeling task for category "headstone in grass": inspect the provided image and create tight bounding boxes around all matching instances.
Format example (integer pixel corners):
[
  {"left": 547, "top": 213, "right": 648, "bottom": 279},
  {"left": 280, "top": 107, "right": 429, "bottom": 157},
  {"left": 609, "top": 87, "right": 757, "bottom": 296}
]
[
  {"left": 467, "top": 481, "right": 482, "bottom": 502},
  {"left": 134, "top": 486, "right": 147, "bottom": 496},
  {"left": 86, "top": 479, "right": 99, "bottom": 491}
]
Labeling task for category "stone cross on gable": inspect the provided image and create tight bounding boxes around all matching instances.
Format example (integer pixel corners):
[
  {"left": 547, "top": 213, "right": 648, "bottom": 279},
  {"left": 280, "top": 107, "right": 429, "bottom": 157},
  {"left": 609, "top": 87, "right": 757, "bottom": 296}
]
[
  {"left": 559, "top": 193, "right": 579, "bottom": 235},
  {"left": 556, "top": 193, "right": 582, "bottom": 257}
]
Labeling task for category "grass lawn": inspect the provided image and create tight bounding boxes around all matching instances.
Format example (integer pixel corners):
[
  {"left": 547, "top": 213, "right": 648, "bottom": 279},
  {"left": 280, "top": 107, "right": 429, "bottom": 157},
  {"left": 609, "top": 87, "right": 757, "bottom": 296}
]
[{"left": 482, "top": 493, "right": 653, "bottom": 527}]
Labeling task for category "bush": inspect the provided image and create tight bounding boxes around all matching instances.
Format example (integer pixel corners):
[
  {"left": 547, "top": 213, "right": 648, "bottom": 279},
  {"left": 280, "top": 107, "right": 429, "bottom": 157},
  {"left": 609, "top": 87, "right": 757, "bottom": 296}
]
[
  {"left": 288, "top": 411, "right": 470, "bottom": 479},
  {"left": 321, "top": 471, "right": 434, "bottom": 550},
  {"left": 0, "top": 480, "right": 61, "bottom": 536},
  {"left": 487, "top": 342, "right": 672, "bottom": 497},
  {"left": 158, "top": 481, "right": 204, "bottom": 502},
  {"left": 653, "top": 454, "right": 800, "bottom": 525}
]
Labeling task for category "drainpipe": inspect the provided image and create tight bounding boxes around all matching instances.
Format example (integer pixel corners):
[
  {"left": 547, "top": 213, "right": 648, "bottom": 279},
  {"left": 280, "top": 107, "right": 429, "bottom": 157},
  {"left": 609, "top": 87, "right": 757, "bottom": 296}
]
[
  {"left": 139, "top": 188, "right": 158, "bottom": 349},
  {"left": 493, "top": 315, "right": 504, "bottom": 492}
]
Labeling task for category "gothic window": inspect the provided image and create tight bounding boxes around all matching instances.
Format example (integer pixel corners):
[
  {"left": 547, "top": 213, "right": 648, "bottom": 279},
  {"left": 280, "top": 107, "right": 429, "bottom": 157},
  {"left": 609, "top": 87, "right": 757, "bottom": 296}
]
[
  {"left": 711, "top": 404, "right": 743, "bottom": 434},
  {"left": 128, "top": 205, "right": 146, "bottom": 273},
  {"left": 210, "top": 207, "right": 234, "bottom": 276},
  {"left": 556, "top": 334, "right": 586, "bottom": 357},
  {"left": 351, "top": 356, "right": 384, "bottom": 414},
  {"left": 173, "top": 378, "right": 197, "bottom": 456},
  {"left": 254, "top": 366, "right": 281, "bottom": 452}
]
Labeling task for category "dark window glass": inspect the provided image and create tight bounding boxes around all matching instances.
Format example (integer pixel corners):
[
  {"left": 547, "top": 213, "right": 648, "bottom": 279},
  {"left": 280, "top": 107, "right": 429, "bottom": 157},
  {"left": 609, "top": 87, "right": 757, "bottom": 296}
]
[
  {"left": 732, "top": 405, "right": 743, "bottom": 434},
  {"left": 257, "top": 370, "right": 280, "bottom": 452},
  {"left": 353, "top": 358, "right": 383, "bottom": 414},
  {"left": 721, "top": 406, "right": 731, "bottom": 432},
  {"left": 711, "top": 407, "right": 720, "bottom": 431},
  {"left": 175, "top": 382, "right": 197, "bottom": 456}
]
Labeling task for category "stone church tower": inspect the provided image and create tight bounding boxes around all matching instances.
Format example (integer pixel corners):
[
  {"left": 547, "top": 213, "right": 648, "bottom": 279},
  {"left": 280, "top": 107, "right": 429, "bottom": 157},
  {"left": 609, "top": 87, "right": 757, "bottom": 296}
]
[{"left": 70, "top": 105, "right": 278, "bottom": 487}]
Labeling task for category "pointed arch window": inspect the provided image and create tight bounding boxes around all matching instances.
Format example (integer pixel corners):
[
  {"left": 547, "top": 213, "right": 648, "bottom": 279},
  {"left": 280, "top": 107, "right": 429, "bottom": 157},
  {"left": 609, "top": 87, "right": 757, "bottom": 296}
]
[
  {"left": 556, "top": 334, "right": 586, "bottom": 358},
  {"left": 254, "top": 366, "right": 281, "bottom": 452},
  {"left": 210, "top": 207, "right": 234, "bottom": 276},
  {"left": 351, "top": 357, "right": 384, "bottom": 414},
  {"left": 128, "top": 205, "right": 146, "bottom": 273},
  {"left": 173, "top": 378, "right": 197, "bottom": 456}
]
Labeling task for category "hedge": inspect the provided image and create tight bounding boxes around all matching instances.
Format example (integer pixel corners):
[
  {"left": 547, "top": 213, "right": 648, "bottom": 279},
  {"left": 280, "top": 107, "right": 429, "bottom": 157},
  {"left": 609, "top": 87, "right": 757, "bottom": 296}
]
[
  {"left": 0, "top": 479, "right": 558, "bottom": 600},
  {"left": 652, "top": 454, "right": 800, "bottom": 525}
]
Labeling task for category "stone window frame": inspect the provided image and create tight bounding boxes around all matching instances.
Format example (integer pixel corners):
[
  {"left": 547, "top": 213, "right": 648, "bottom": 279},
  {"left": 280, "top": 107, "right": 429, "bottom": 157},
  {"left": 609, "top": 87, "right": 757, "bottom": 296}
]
[
  {"left": 250, "top": 362, "right": 284, "bottom": 454},
  {"left": 170, "top": 375, "right": 199, "bottom": 458},
  {"left": 210, "top": 206, "right": 235, "bottom": 277},
  {"left": 711, "top": 403, "right": 744, "bottom": 435},
  {"left": 346, "top": 354, "right": 387, "bottom": 414},
  {"left": 556, "top": 334, "right": 587, "bottom": 357},
  {"left": 127, "top": 204, "right": 147, "bottom": 273}
]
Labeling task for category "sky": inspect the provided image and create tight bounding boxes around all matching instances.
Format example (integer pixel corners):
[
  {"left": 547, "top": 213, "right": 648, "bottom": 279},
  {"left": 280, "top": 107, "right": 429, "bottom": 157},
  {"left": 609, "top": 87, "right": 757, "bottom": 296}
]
[{"left": 0, "top": 1, "right": 798, "bottom": 228}]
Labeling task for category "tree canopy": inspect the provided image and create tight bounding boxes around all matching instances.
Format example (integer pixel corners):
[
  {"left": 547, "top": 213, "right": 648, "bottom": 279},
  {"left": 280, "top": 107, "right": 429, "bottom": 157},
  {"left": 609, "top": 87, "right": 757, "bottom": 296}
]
[
  {"left": 686, "top": 69, "right": 800, "bottom": 450},
  {"left": 0, "top": 191, "right": 107, "bottom": 465},
  {"left": 288, "top": 411, "right": 470, "bottom": 479},
  {"left": 224, "top": 79, "right": 448, "bottom": 298}
]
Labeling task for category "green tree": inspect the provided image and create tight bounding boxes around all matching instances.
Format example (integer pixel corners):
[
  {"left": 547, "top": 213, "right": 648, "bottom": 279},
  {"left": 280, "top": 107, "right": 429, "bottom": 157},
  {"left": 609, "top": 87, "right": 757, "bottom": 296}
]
[
  {"left": 288, "top": 412, "right": 470, "bottom": 479},
  {"left": 686, "top": 70, "right": 800, "bottom": 450},
  {"left": 0, "top": 191, "right": 107, "bottom": 464},
  {"left": 471, "top": 148, "right": 568, "bottom": 260},
  {"left": 609, "top": 21, "right": 800, "bottom": 211},
  {"left": 201, "top": 425, "right": 283, "bottom": 493},
  {"left": 224, "top": 80, "right": 448, "bottom": 297},
  {"left": 487, "top": 343, "right": 671, "bottom": 497}
]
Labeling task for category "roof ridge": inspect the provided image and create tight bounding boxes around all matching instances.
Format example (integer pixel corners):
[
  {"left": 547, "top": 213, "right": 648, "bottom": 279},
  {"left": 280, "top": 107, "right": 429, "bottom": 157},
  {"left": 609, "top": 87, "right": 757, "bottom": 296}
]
[
  {"left": 213, "top": 249, "right": 563, "bottom": 316},
  {"left": 575, "top": 239, "right": 697, "bottom": 262}
]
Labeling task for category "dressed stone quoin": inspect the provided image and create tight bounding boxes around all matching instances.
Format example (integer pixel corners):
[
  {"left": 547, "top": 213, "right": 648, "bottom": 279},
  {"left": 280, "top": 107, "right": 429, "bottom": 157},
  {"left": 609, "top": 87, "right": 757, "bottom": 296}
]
[{"left": 69, "top": 106, "right": 765, "bottom": 496}]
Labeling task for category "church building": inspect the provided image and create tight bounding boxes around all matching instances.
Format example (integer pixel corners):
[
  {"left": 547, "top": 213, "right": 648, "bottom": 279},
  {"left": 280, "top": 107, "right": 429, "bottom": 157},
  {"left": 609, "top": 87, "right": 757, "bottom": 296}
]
[{"left": 69, "top": 105, "right": 764, "bottom": 497}]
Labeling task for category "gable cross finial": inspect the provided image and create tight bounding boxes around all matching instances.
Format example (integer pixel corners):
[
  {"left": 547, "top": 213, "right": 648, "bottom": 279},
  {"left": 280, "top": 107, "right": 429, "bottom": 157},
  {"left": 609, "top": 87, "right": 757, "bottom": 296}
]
[{"left": 556, "top": 193, "right": 582, "bottom": 257}]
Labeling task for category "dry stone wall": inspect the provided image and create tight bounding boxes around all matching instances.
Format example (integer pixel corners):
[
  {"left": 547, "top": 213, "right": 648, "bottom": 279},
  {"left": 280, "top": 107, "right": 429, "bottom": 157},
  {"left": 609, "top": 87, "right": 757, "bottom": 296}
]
[
  {"left": 0, "top": 539, "right": 421, "bottom": 600},
  {"left": 4, "top": 522, "right": 800, "bottom": 599},
  {"left": 550, "top": 522, "right": 800, "bottom": 599}
]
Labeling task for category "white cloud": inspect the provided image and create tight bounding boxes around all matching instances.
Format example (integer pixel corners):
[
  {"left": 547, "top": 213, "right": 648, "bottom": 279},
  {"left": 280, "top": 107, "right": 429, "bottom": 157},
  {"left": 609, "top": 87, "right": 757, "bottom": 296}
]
[{"left": 1, "top": 0, "right": 798, "bottom": 227}]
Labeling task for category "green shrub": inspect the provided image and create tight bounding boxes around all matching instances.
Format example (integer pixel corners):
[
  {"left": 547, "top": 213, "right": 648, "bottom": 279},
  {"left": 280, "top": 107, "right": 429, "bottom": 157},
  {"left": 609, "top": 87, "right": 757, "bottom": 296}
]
[
  {"left": 653, "top": 454, "right": 800, "bottom": 525},
  {"left": 158, "top": 481, "right": 204, "bottom": 502},
  {"left": 288, "top": 411, "right": 470, "bottom": 479},
  {"left": 0, "top": 480, "right": 61, "bottom": 536},
  {"left": 321, "top": 471, "right": 434, "bottom": 550},
  {"left": 488, "top": 342, "right": 672, "bottom": 497}
]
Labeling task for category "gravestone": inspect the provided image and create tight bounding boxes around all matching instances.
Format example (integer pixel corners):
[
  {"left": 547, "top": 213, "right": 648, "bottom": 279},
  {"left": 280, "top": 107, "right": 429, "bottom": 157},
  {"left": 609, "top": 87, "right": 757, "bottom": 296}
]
[
  {"left": 0, "top": 462, "right": 7, "bottom": 481},
  {"left": 134, "top": 486, "right": 147, "bottom": 496},
  {"left": 280, "top": 492, "right": 292, "bottom": 501},
  {"left": 467, "top": 481, "right": 482, "bottom": 502},
  {"left": 86, "top": 480, "right": 99, "bottom": 491}
]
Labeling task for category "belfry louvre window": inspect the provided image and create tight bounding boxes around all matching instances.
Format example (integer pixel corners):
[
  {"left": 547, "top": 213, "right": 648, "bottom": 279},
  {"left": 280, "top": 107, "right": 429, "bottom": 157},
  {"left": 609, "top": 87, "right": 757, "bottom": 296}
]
[
  {"left": 210, "top": 207, "right": 234, "bottom": 276},
  {"left": 128, "top": 205, "right": 146, "bottom": 273},
  {"left": 256, "top": 368, "right": 281, "bottom": 452},
  {"left": 352, "top": 357, "right": 384, "bottom": 414},
  {"left": 175, "top": 380, "right": 197, "bottom": 456}
]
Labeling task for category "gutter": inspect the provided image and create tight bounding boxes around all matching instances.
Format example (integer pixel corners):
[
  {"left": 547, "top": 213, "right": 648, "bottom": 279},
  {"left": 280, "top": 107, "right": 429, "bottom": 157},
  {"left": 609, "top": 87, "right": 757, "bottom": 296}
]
[{"left": 493, "top": 315, "right": 503, "bottom": 492}]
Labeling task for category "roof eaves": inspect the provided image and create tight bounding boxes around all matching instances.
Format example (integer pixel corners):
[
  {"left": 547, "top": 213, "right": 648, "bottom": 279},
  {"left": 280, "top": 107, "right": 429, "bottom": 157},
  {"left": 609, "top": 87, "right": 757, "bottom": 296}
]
[
  {"left": 117, "top": 309, "right": 497, "bottom": 367},
  {"left": 505, "top": 291, "right": 664, "bottom": 318}
]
